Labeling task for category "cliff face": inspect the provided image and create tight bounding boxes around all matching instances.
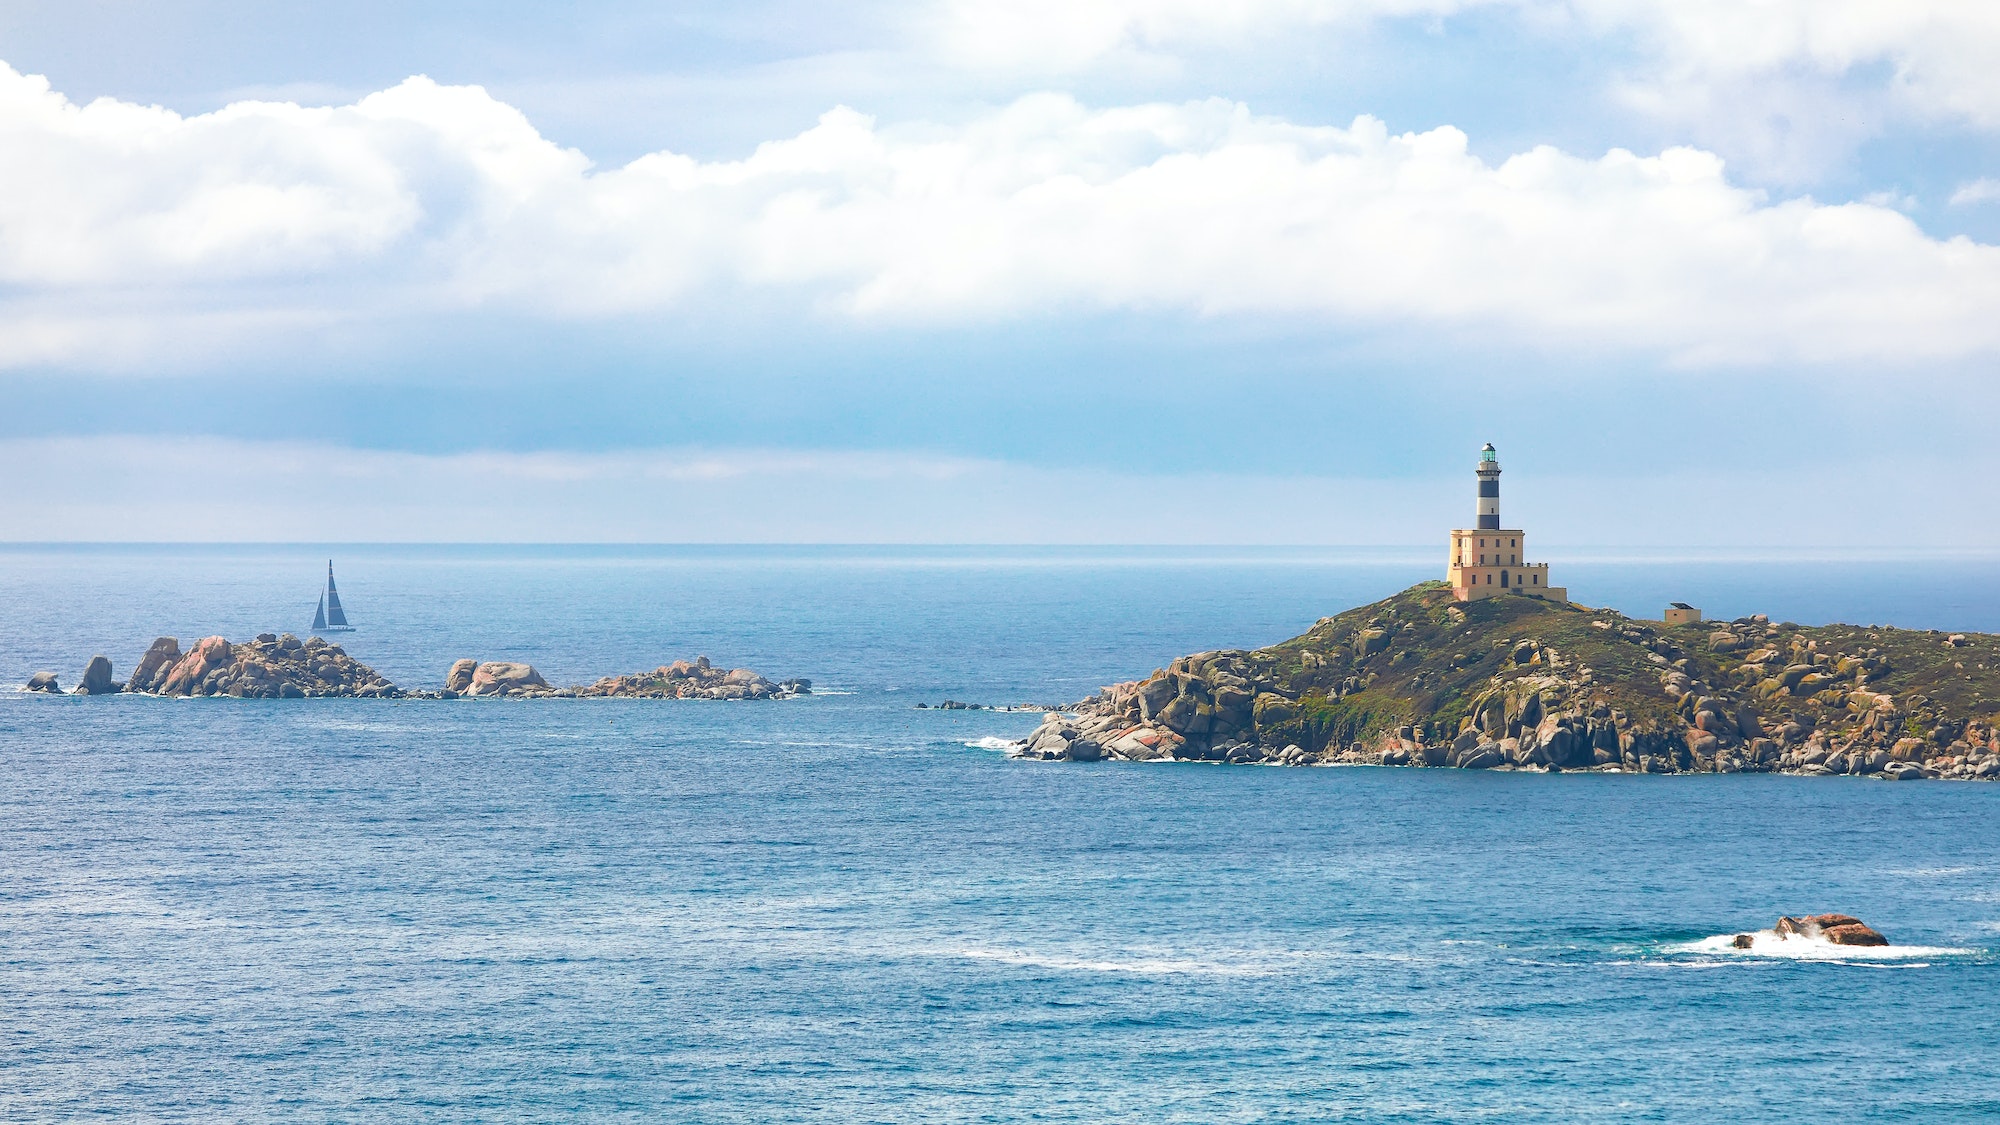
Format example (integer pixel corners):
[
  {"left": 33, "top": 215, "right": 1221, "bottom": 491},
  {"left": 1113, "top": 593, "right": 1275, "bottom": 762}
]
[{"left": 1016, "top": 582, "right": 2000, "bottom": 781}]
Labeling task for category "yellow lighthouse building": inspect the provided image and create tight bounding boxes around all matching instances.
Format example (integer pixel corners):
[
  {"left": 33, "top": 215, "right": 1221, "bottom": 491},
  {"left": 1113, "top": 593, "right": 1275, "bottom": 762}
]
[{"left": 1447, "top": 443, "right": 1566, "bottom": 603}]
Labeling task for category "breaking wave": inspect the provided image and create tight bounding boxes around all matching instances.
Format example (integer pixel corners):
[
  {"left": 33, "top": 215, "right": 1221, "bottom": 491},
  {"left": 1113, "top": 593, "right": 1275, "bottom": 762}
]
[
  {"left": 963, "top": 736, "right": 1019, "bottom": 750},
  {"left": 1673, "top": 932, "right": 1975, "bottom": 961}
]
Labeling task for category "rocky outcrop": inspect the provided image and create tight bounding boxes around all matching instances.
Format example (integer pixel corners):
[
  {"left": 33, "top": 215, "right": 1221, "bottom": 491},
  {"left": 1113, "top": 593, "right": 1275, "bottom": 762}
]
[
  {"left": 127, "top": 633, "right": 400, "bottom": 698},
  {"left": 1731, "top": 914, "right": 1890, "bottom": 948},
  {"left": 43, "top": 636, "right": 804, "bottom": 703},
  {"left": 73, "top": 656, "right": 119, "bottom": 695},
  {"left": 1775, "top": 913, "right": 1889, "bottom": 946},
  {"left": 573, "top": 657, "right": 808, "bottom": 700},
  {"left": 127, "top": 637, "right": 183, "bottom": 693},
  {"left": 159, "top": 636, "right": 234, "bottom": 696},
  {"left": 436, "top": 655, "right": 810, "bottom": 700},
  {"left": 466, "top": 661, "right": 552, "bottom": 697},
  {"left": 1013, "top": 582, "right": 2000, "bottom": 782},
  {"left": 444, "top": 659, "right": 479, "bottom": 694}
]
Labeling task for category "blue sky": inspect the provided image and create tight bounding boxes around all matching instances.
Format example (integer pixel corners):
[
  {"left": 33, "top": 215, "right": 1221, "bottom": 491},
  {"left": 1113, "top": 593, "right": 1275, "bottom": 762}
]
[{"left": 1, "top": 1, "right": 1997, "bottom": 543}]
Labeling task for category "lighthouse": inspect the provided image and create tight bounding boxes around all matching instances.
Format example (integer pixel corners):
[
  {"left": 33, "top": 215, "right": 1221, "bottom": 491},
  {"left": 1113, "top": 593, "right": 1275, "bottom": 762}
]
[{"left": 1446, "top": 444, "right": 1566, "bottom": 603}]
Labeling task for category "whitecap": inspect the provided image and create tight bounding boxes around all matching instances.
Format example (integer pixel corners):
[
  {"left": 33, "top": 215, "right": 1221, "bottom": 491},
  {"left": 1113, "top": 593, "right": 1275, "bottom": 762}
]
[
  {"left": 962, "top": 736, "right": 1019, "bottom": 751},
  {"left": 1673, "top": 932, "right": 1975, "bottom": 961}
]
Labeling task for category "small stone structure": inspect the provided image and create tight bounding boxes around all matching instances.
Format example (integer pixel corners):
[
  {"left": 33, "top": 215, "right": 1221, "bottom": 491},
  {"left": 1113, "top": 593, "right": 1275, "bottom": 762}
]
[{"left": 1665, "top": 603, "right": 1703, "bottom": 626}]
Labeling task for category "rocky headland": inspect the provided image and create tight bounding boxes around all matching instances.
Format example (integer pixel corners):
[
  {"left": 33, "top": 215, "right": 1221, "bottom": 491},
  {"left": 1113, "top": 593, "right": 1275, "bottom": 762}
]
[
  {"left": 21, "top": 641, "right": 806, "bottom": 701},
  {"left": 1014, "top": 582, "right": 2000, "bottom": 781}
]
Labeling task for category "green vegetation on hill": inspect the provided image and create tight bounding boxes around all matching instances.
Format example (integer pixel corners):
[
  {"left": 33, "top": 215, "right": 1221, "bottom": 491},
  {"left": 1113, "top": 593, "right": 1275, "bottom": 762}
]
[{"left": 1016, "top": 582, "right": 2000, "bottom": 780}]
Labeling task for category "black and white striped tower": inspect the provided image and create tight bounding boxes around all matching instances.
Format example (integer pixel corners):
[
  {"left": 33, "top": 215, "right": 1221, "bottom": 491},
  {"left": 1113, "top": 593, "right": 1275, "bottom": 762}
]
[{"left": 1476, "top": 443, "right": 1501, "bottom": 530}]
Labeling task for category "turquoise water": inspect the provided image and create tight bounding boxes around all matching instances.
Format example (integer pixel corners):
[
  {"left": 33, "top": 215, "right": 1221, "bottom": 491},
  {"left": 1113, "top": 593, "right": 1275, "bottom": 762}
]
[{"left": 2, "top": 546, "right": 1997, "bottom": 1121}]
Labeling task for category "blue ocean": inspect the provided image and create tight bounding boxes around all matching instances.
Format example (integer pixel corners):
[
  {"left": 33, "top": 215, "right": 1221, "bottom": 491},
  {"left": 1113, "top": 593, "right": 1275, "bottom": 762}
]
[{"left": 2, "top": 545, "right": 1996, "bottom": 1122}]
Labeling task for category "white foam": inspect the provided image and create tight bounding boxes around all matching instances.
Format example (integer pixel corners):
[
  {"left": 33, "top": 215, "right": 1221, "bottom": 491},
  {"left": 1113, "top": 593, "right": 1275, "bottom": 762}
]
[
  {"left": 962, "top": 736, "right": 1019, "bottom": 751},
  {"left": 1675, "top": 932, "right": 1974, "bottom": 961}
]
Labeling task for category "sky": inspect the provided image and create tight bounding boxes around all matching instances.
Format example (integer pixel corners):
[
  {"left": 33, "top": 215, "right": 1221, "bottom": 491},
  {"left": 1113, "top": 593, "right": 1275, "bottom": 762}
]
[{"left": 1, "top": 0, "right": 1997, "bottom": 544}]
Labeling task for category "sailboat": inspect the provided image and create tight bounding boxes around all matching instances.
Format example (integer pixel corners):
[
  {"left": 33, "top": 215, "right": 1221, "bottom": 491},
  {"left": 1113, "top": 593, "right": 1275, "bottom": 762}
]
[{"left": 311, "top": 560, "right": 356, "bottom": 633}]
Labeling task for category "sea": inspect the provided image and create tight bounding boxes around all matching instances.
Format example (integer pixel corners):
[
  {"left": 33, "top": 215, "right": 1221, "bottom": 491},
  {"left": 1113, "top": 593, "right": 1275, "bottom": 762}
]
[{"left": 1, "top": 544, "right": 1996, "bottom": 1122}]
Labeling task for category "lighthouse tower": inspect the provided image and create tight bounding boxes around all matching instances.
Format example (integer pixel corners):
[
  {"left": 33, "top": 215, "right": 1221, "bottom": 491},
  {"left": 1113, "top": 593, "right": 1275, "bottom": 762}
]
[{"left": 1447, "top": 444, "right": 1566, "bottom": 603}]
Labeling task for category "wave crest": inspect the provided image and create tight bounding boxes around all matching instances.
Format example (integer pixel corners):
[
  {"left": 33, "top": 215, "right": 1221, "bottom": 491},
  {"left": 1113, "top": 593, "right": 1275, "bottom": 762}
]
[{"left": 1675, "top": 932, "right": 1974, "bottom": 961}]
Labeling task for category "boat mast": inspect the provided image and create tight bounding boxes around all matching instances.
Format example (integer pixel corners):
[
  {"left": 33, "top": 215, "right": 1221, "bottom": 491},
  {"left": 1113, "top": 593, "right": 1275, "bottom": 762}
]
[{"left": 325, "top": 559, "right": 350, "bottom": 628}]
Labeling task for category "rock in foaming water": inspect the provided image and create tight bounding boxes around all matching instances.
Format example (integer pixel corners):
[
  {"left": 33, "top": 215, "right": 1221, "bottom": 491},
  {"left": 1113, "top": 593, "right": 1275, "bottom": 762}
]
[
  {"left": 1730, "top": 914, "right": 1889, "bottom": 951},
  {"left": 1776, "top": 913, "right": 1888, "bottom": 946}
]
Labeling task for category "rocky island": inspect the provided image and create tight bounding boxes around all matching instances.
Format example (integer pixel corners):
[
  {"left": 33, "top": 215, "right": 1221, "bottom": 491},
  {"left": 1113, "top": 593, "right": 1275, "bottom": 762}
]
[
  {"left": 22, "top": 639, "right": 806, "bottom": 701},
  {"left": 439, "top": 655, "right": 809, "bottom": 699},
  {"left": 1014, "top": 581, "right": 2000, "bottom": 782},
  {"left": 19, "top": 633, "right": 403, "bottom": 697}
]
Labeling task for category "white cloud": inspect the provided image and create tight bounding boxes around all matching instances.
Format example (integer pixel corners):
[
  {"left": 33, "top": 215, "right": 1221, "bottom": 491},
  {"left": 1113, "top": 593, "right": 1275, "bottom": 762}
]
[
  {"left": 923, "top": 1, "right": 2000, "bottom": 131},
  {"left": 1578, "top": 0, "right": 2000, "bottom": 129},
  {"left": 2, "top": 435, "right": 1994, "bottom": 547},
  {"left": 922, "top": 0, "right": 1490, "bottom": 74},
  {"left": 4, "top": 61, "right": 2000, "bottom": 371},
  {"left": 1952, "top": 178, "right": 2000, "bottom": 206}
]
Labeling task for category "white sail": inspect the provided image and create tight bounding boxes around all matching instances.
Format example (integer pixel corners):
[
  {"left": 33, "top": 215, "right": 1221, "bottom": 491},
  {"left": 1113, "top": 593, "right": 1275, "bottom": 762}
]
[{"left": 325, "top": 560, "right": 350, "bottom": 627}]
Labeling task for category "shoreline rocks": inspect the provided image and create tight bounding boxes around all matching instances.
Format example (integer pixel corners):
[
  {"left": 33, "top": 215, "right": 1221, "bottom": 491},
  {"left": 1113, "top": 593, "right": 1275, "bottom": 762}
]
[{"left": 1011, "top": 582, "right": 2000, "bottom": 783}]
